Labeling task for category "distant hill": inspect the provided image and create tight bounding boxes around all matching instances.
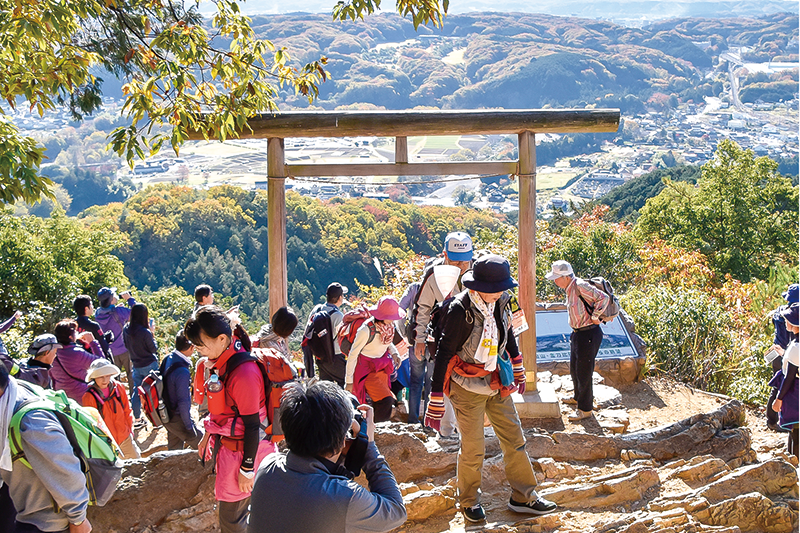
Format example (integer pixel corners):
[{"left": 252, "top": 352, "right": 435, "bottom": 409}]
[
  {"left": 600, "top": 165, "right": 702, "bottom": 220},
  {"left": 240, "top": 11, "right": 798, "bottom": 111}
]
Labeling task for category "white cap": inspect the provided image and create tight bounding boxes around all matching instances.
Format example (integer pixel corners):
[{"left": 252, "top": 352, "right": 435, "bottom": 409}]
[
  {"left": 444, "top": 232, "right": 473, "bottom": 262},
  {"left": 545, "top": 260, "right": 574, "bottom": 281}
]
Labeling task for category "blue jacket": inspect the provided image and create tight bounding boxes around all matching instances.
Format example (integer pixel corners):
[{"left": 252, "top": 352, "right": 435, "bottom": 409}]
[{"left": 248, "top": 443, "right": 406, "bottom": 533}]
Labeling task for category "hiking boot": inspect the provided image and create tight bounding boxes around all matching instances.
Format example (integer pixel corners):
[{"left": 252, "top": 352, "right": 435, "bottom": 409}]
[
  {"left": 568, "top": 409, "right": 592, "bottom": 422},
  {"left": 508, "top": 496, "right": 558, "bottom": 515},
  {"left": 462, "top": 504, "right": 486, "bottom": 522},
  {"left": 768, "top": 421, "right": 790, "bottom": 433}
]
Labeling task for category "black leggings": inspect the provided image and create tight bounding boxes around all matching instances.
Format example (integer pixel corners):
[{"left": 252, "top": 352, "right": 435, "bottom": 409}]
[
  {"left": 372, "top": 396, "right": 394, "bottom": 423},
  {"left": 789, "top": 426, "right": 799, "bottom": 458}
]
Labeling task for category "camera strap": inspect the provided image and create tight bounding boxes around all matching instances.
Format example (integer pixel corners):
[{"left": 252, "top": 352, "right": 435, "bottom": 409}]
[{"left": 318, "top": 455, "right": 354, "bottom": 480}]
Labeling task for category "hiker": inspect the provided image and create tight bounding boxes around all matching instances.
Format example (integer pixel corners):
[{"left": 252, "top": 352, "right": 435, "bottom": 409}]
[
  {"left": 195, "top": 284, "right": 215, "bottom": 309},
  {"left": 545, "top": 260, "right": 610, "bottom": 422},
  {"left": 256, "top": 306, "right": 298, "bottom": 359},
  {"left": 425, "top": 254, "right": 557, "bottom": 522},
  {"left": 248, "top": 381, "right": 406, "bottom": 533},
  {"left": 95, "top": 287, "right": 136, "bottom": 394},
  {"left": 0, "top": 365, "right": 94, "bottom": 533},
  {"left": 398, "top": 281, "right": 428, "bottom": 424},
  {"left": 82, "top": 358, "right": 141, "bottom": 459},
  {"left": 344, "top": 296, "right": 405, "bottom": 423},
  {"left": 161, "top": 332, "right": 203, "bottom": 450},
  {"left": 408, "top": 231, "right": 473, "bottom": 434},
  {"left": 766, "top": 283, "right": 798, "bottom": 432},
  {"left": 186, "top": 306, "right": 273, "bottom": 533},
  {"left": 16, "top": 334, "right": 62, "bottom": 389},
  {"left": 51, "top": 319, "right": 105, "bottom": 403},
  {"left": 123, "top": 303, "right": 159, "bottom": 429},
  {"left": 770, "top": 302, "right": 799, "bottom": 457},
  {"left": 73, "top": 294, "right": 112, "bottom": 360},
  {"left": 303, "top": 283, "right": 347, "bottom": 385}
]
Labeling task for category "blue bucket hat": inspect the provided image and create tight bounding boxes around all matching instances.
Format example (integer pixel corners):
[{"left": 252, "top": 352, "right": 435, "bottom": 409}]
[
  {"left": 462, "top": 254, "right": 517, "bottom": 293},
  {"left": 782, "top": 284, "right": 799, "bottom": 305},
  {"left": 781, "top": 302, "right": 799, "bottom": 328}
]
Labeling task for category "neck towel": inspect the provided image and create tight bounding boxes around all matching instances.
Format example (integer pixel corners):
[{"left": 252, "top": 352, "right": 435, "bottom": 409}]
[
  {"left": 468, "top": 290, "right": 498, "bottom": 372},
  {"left": 0, "top": 376, "right": 20, "bottom": 479}
]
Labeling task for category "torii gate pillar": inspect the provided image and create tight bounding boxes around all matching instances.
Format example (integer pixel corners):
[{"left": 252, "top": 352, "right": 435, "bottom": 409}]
[{"left": 513, "top": 131, "right": 560, "bottom": 417}]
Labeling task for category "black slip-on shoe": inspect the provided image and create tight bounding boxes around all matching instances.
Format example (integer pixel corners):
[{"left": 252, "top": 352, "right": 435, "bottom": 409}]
[
  {"left": 508, "top": 496, "right": 558, "bottom": 515},
  {"left": 462, "top": 504, "right": 486, "bottom": 522}
]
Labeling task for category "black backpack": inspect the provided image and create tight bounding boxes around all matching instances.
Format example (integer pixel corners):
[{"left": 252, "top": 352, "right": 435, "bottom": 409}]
[
  {"left": 302, "top": 305, "right": 335, "bottom": 364},
  {"left": 427, "top": 292, "right": 474, "bottom": 358}
]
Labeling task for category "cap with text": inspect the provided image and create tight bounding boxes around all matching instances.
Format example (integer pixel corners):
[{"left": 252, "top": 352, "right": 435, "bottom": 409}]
[{"left": 444, "top": 231, "right": 473, "bottom": 262}]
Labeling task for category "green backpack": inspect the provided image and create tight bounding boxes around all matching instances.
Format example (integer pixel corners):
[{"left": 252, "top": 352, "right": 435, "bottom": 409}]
[{"left": 9, "top": 381, "right": 123, "bottom": 506}]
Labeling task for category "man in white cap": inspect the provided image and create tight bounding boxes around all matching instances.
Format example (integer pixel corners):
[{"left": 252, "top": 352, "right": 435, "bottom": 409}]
[
  {"left": 545, "top": 260, "right": 610, "bottom": 422},
  {"left": 406, "top": 231, "right": 473, "bottom": 434}
]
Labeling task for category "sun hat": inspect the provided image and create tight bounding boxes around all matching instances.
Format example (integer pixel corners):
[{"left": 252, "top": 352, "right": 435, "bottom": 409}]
[
  {"left": 27, "top": 334, "right": 62, "bottom": 356},
  {"left": 85, "top": 358, "right": 121, "bottom": 382},
  {"left": 444, "top": 231, "right": 473, "bottom": 262},
  {"left": 461, "top": 254, "right": 518, "bottom": 293},
  {"left": 782, "top": 284, "right": 799, "bottom": 305},
  {"left": 368, "top": 296, "right": 406, "bottom": 321},
  {"left": 545, "top": 260, "right": 574, "bottom": 281},
  {"left": 780, "top": 302, "right": 799, "bottom": 328},
  {"left": 97, "top": 287, "right": 117, "bottom": 308}
]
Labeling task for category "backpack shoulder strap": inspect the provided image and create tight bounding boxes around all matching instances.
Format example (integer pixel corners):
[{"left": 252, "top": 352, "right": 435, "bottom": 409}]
[{"left": 220, "top": 351, "right": 257, "bottom": 383}]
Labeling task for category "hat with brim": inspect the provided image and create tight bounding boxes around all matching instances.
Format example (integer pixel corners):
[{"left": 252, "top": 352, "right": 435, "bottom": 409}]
[
  {"left": 85, "top": 359, "right": 121, "bottom": 382},
  {"left": 27, "top": 333, "right": 62, "bottom": 356},
  {"left": 781, "top": 302, "right": 799, "bottom": 328},
  {"left": 369, "top": 296, "right": 406, "bottom": 321},
  {"left": 462, "top": 254, "right": 518, "bottom": 293},
  {"left": 545, "top": 260, "right": 574, "bottom": 281}
]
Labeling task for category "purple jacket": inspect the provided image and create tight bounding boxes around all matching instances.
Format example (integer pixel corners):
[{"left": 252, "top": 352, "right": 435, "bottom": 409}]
[
  {"left": 51, "top": 341, "right": 104, "bottom": 402},
  {"left": 95, "top": 298, "right": 135, "bottom": 356}
]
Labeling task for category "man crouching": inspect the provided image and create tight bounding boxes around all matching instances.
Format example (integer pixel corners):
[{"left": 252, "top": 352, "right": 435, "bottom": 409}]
[{"left": 248, "top": 381, "right": 407, "bottom": 533}]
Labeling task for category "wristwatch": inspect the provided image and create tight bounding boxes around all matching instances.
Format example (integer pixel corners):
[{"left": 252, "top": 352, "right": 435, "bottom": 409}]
[{"left": 239, "top": 467, "right": 255, "bottom": 479}]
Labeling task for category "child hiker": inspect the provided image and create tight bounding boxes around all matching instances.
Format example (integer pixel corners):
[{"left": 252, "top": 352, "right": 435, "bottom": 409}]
[{"left": 82, "top": 358, "right": 141, "bottom": 459}]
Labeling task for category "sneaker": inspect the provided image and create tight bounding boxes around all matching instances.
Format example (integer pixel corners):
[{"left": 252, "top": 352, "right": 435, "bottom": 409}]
[
  {"left": 508, "top": 496, "right": 558, "bottom": 515},
  {"left": 561, "top": 397, "right": 578, "bottom": 405},
  {"left": 133, "top": 418, "right": 146, "bottom": 430},
  {"left": 462, "top": 504, "right": 486, "bottom": 522},
  {"left": 568, "top": 409, "right": 592, "bottom": 422}
]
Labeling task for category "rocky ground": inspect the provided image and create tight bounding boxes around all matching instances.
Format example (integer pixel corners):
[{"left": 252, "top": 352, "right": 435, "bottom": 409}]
[{"left": 89, "top": 376, "right": 799, "bottom": 533}]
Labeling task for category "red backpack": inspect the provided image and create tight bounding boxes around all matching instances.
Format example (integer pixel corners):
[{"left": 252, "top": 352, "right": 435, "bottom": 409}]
[
  {"left": 137, "top": 370, "right": 170, "bottom": 427},
  {"left": 249, "top": 348, "right": 299, "bottom": 442},
  {"left": 337, "top": 307, "right": 376, "bottom": 357}
]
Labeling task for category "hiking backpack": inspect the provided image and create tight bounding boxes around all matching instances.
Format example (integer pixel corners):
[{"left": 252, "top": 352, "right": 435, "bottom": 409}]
[
  {"left": 220, "top": 348, "right": 298, "bottom": 442},
  {"left": 137, "top": 369, "right": 170, "bottom": 427},
  {"left": 301, "top": 305, "right": 335, "bottom": 363},
  {"left": 9, "top": 381, "right": 123, "bottom": 506},
  {"left": 337, "top": 307, "right": 375, "bottom": 357},
  {"left": 578, "top": 277, "right": 621, "bottom": 323}
]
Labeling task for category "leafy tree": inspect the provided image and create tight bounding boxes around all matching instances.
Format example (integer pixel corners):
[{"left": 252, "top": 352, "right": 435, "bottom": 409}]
[
  {"left": 452, "top": 186, "right": 476, "bottom": 206},
  {"left": 636, "top": 140, "right": 799, "bottom": 281},
  {"left": 600, "top": 165, "right": 701, "bottom": 221},
  {"left": 0, "top": 0, "right": 448, "bottom": 203}
]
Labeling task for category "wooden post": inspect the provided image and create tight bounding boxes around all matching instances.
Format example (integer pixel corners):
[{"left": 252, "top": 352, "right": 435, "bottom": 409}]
[
  {"left": 395, "top": 136, "right": 408, "bottom": 163},
  {"left": 517, "top": 131, "right": 537, "bottom": 390},
  {"left": 267, "top": 137, "right": 287, "bottom": 319}
]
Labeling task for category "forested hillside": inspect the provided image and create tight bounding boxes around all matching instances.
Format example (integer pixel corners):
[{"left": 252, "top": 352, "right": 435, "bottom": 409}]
[
  {"left": 241, "top": 11, "right": 798, "bottom": 110},
  {"left": 79, "top": 187, "right": 505, "bottom": 322}
]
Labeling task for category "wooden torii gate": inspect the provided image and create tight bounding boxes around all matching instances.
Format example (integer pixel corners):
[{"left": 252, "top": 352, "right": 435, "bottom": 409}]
[{"left": 191, "top": 109, "right": 620, "bottom": 416}]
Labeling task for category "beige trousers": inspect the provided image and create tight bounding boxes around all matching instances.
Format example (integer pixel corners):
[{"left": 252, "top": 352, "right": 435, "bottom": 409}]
[
  {"left": 448, "top": 380, "right": 538, "bottom": 507},
  {"left": 118, "top": 434, "right": 141, "bottom": 460}
]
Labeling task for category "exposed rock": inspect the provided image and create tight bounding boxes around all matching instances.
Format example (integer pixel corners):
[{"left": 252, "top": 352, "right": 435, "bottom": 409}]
[
  {"left": 665, "top": 456, "right": 730, "bottom": 485},
  {"left": 594, "top": 384, "right": 624, "bottom": 409},
  {"left": 512, "top": 513, "right": 562, "bottom": 532},
  {"left": 534, "top": 457, "right": 594, "bottom": 481},
  {"left": 87, "top": 450, "right": 215, "bottom": 533},
  {"left": 528, "top": 400, "right": 750, "bottom": 463},
  {"left": 403, "top": 483, "right": 456, "bottom": 521},
  {"left": 374, "top": 423, "right": 457, "bottom": 483},
  {"left": 540, "top": 466, "right": 660, "bottom": 509},
  {"left": 538, "top": 357, "right": 646, "bottom": 387},
  {"left": 620, "top": 449, "right": 651, "bottom": 462},
  {"left": 697, "top": 459, "right": 798, "bottom": 502},
  {"left": 694, "top": 492, "right": 798, "bottom": 533},
  {"left": 598, "top": 408, "right": 630, "bottom": 434}
]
